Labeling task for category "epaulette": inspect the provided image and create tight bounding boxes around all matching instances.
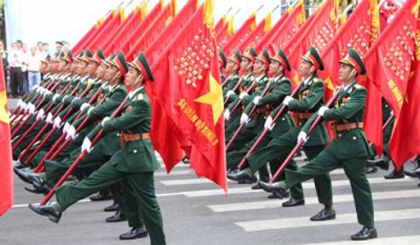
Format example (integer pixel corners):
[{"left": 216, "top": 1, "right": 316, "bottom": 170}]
[
  {"left": 134, "top": 93, "right": 144, "bottom": 101},
  {"left": 249, "top": 75, "right": 255, "bottom": 81},
  {"left": 312, "top": 77, "right": 322, "bottom": 83},
  {"left": 354, "top": 84, "right": 364, "bottom": 90},
  {"left": 233, "top": 74, "right": 239, "bottom": 79},
  {"left": 263, "top": 77, "right": 269, "bottom": 82}
]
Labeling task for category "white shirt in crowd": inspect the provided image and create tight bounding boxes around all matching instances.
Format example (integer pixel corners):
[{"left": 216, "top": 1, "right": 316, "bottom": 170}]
[{"left": 8, "top": 49, "right": 24, "bottom": 68}]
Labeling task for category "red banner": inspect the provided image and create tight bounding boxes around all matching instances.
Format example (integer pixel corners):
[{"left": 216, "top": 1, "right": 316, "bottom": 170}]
[{"left": 0, "top": 58, "right": 13, "bottom": 216}]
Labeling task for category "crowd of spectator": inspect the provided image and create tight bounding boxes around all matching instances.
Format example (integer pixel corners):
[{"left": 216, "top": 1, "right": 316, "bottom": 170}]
[{"left": 0, "top": 40, "right": 69, "bottom": 98}]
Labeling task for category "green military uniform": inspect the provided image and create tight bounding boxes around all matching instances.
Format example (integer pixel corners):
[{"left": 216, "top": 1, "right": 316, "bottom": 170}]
[
  {"left": 246, "top": 47, "right": 331, "bottom": 205},
  {"left": 54, "top": 52, "right": 166, "bottom": 245},
  {"left": 284, "top": 49, "right": 375, "bottom": 231}
]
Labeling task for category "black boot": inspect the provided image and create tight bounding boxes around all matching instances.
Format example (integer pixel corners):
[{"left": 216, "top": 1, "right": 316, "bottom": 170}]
[
  {"left": 282, "top": 197, "right": 305, "bottom": 207},
  {"left": 104, "top": 202, "right": 119, "bottom": 212},
  {"left": 310, "top": 208, "right": 336, "bottom": 221},
  {"left": 89, "top": 192, "right": 112, "bottom": 201},
  {"left": 351, "top": 227, "right": 378, "bottom": 240},
  {"left": 119, "top": 227, "right": 148, "bottom": 240},
  {"left": 404, "top": 167, "right": 420, "bottom": 178},
  {"left": 384, "top": 169, "right": 404, "bottom": 179},
  {"left": 28, "top": 204, "right": 62, "bottom": 223},
  {"left": 105, "top": 210, "right": 127, "bottom": 222}
]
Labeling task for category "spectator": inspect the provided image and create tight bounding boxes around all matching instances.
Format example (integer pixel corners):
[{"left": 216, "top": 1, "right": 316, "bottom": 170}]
[
  {"left": 17, "top": 40, "right": 23, "bottom": 50},
  {"left": 43, "top": 42, "right": 49, "bottom": 55},
  {"left": 55, "top": 41, "right": 63, "bottom": 56},
  {"left": 8, "top": 42, "right": 24, "bottom": 97},
  {"left": 37, "top": 41, "right": 47, "bottom": 60},
  {"left": 27, "top": 46, "right": 41, "bottom": 91},
  {"left": 21, "top": 43, "right": 30, "bottom": 93},
  {"left": 0, "top": 40, "right": 9, "bottom": 83}
]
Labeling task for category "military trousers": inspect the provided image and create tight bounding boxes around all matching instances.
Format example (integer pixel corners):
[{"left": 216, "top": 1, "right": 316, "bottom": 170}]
[
  {"left": 56, "top": 161, "right": 166, "bottom": 245},
  {"left": 246, "top": 128, "right": 331, "bottom": 205},
  {"left": 285, "top": 145, "right": 374, "bottom": 228}
]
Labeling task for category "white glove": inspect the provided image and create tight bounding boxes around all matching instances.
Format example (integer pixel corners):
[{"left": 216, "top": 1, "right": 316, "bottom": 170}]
[
  {"left": 17, "top": 99, "right": 23, "bottom": 108},
  {"left": 80, "top": 103, "right": 91, "bottom": 112},
  {"left": 390, "top": 109, "right": 394, "bottom": 116},
  {"left": 318, "top": 106, "right": 328, "bottom": 117},
  {"left": 37, "top": 87, "right": 45, "bottom": 95},
  {"left": 53, "top": 116, "right": 62, "bottom": 128},
  {"left": 253, "top": 96, "right": 261, "bottom": 105},
  {"left": 297, "top": 131, "right": 309, "bottom": 143},
  {"left": 264, "top": 116, "right": 275, "bottom": 131},
  {"left": 71, "top": 97, "right": 80, "bottom": 104},
  {"left": 36, "top": 109, "right": 45, "bottom": 120},
  {"left": 41, "top": 88, "right": 50, "bottom": 96},
  {"left": 46, "top": 112, "right": 53, "bottom": 123},
  {"left": 283, "top": 96, "right": 294, "bottom": 106},
  {"left": 62, "top": 95, "right": 69, "bottom": 101},
  {"left": 63, "top": 122, "right": 71, "bottom": 134},
  {"left": 240, "top": 113, "right": 250, "bottom": 125},
  {"left": 66, "top": 125, "right": 77, "bottom": 140},
  {"left": 44, "top": 90, "right": 52, "bottom": 96},
  {"left": 53, "top": 94, "right": 60, "bottom": 103},
  {"left": 87, "top": 107, "right": 94, "bottom": 116},
  {"left": 32, "top": 85, "right": 39, "bottom": 91},
  {"left": 28, "top": 103, "right": 36, "bottom": 114},
  {"left": 239, "top": 92, "right": 248, "bottom": 100},
  {"left": 81, "top": 137, "right": 92, "bottom": 153},
  {"left": 20, "top": 101, "right": 27, "bottom": 110},
  {"left": 101, "top": 116, "right": 110, "bottom": 127},
  {"left": 226, "top": 90, "right": 235, "bottom": 98},
  {"left": 224, "top": 109, "right": 230, "bottom": 121}
]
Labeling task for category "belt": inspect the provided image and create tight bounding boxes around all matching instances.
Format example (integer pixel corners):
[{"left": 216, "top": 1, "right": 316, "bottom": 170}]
[
  {"left": 335, "top": 122, "right": 364, "bottom": 132},
  {"left": 119, "top": 133, "right": 150, "bottom": 148},
  {"left": 296, "top": 112, "right": 313, "bottom": 119},
  {"left": 331, "top": 122, "right": 364, "bottom": 141}
]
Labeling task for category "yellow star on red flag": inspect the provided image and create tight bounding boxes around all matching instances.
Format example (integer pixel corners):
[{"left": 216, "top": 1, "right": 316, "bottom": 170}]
[{"left": 194, "top": 73, "right": 223, "bottom": 125}]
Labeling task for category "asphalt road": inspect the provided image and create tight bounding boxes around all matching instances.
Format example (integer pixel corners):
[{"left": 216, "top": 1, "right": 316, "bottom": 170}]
[{"left": 2, "top": 156, "right": 420, "bottom": 245}]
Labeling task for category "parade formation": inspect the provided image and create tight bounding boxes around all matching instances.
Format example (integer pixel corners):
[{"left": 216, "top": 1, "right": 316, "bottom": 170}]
[{"left": 3, "top": 0, "right": 420, "bottom": 244}]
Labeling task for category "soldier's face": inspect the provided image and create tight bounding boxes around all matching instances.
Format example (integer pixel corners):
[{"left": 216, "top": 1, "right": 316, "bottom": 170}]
[
  {"left": 40, "top": 63, "right": 47, "bottom": 73},
  {"left": 269, "top": 60, "right": 282, "bottom": 76},
  {"left": 95, "top": 64, "right": 107, "bottom": 79},
  {"left": 338, "top": 63, "right": 355, "bottom": 82},
  {"left": 57, "top": 60, "right": 67, "bottom": 72},
  {"left": 105, "top": 66, "right": 119, "bottom": 83},
  {"left": 225, "top": 60, "right": 237, "bottom": 74},
  {"left": 77, "top": 61, "right": 88, "bottom": 75},
  {"left": 86, "top": 63, "right": 99, "bottom": 76},
  {"left": 253, "top": 60, "right": 265, "bottom": 74},
  {"left": 299, "top": 59, "right": 314, "bottom": 77},
  {"left": 125, "top": 67, "right": 142, "bottom": 88},
  {"left": 70, "top": 62, "right": 78, "bottom": 73},
  {"left": 240, "top": 58, "right": 252, "bottom": 72}
]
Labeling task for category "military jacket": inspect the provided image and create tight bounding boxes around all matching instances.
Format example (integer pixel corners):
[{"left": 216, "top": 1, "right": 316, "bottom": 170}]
[
  {"left": 304, "top": 81, "right": 372, "bottom": 159},
  {"left": 103, "top": 87, "right": 160, "bottom": 173}
]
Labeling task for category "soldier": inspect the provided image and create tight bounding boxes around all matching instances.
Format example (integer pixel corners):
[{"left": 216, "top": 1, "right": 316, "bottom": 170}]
[
  {"left": 218, "top": 49, "right": 227, "bottom": 83},
  {"left": 232, "top": 47, "right": 331, "bottom": 208},
  {"left": 227, "top": 49, "right": 294, "bottom": 195},
  {"left": 28, "top": 51, "right": 166, "bottom": 245},
  {"left": 224, "top": 48, "right": 257, "bottom": 141},
  {"left": 260, "top": 49, "right": 377, "bottom": 240}
]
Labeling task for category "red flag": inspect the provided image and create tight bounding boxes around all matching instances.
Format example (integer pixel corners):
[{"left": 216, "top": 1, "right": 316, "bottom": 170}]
[
  {"left": 363, "top": 0, "right": 420, "bottom": 167},
  {"left": 284, "top": 0, "right": 339, "bottom": 70},
  {"left": 89, "top": 8, "right": 125, "bottom": 53},
  {"left": 216, "top": 15, "right": 235, "bottom": 49},
  {"left": 144, "top": 0, "right": 200, "bottom": 166},
  {"left": 215, "top": 14, "right": 227, "bottom": 36},
  {"left": 222, "top": 13, "right": 256, "bottom": 55},
  {"left": 118, "top": 2, "right": 164, "bottom": 55},
  {"left": 0, "top": 58, "right": 13, "bottom": 216},
  {"left": 152, "top": 0, "right": 227, "bottom": 191},
  {"left": 319, "top": 0, "right": 379, "bottom": 100},
  {"left": 125, "top": 1, "right": 178, "bottom": 61},
  {"left": 73, "top": 11, "right": 114, "bottom": 55},
  {"left": 390, "top": 58, "right": 420, "bottom": 170},
  {"left": 258, "top": 0, "right": 306, "bottom": 53},
  {"left": 254, "top": 11, "right": 289, "bottom": 53},
  {"left": 236, "top": 12, "right": 272, "bottom": 53}
]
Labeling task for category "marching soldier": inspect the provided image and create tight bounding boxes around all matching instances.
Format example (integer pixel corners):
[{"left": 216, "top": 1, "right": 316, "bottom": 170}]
[
  {"left": 231, "top": 47, "right": 331, "bottom": 208},
  {"left": 227, "top": 49, "right": 294, "bottom": 196},
  {"left": 28, "top": 52, "right": 166, "bottom": 244},
  {"left": 218, "top": 49, "right": 227, "bottom": 83},
  {"left": 224, "top": 48, "right": 257, "bottom": 141},
  {"left": 260, "top": 49, "right": 377, "bottom": 240}
]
